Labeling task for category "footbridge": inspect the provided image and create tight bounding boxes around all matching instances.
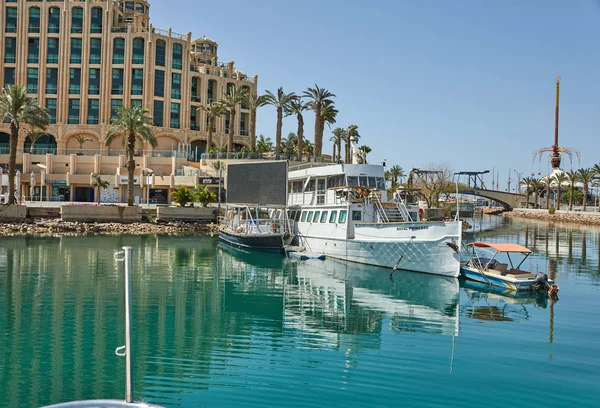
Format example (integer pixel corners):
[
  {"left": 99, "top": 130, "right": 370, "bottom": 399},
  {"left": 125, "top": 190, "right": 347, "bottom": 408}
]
[{"left": 455, "top": 171, "right": 529, "bottom": 210}]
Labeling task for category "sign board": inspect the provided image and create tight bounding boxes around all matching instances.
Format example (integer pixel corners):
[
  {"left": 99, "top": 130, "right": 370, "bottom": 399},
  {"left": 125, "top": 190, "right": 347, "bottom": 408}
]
[
  {"left": 199, "top": 177, "right": 221, "bottom": 185},
  {"left": 47, "top": 179, "right": 67, "bottom": 185},
  {"left": 227, "top": 161, "right": 288, "bottom": 205},
  {"left": 119, "top": 176, "right": 139, "bottom": 184}
]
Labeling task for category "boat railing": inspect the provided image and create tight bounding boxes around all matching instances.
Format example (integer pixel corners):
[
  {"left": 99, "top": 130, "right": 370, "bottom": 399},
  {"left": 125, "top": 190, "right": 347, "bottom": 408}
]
[
  {"left": 221, "top": 217, "right": 294, "bottom": 235},
  {"left": 393, "top": 191, "right": 414, "bottom": 222},
  {"left": 372, "top": 193, "right": 389, "bottom": 222}
]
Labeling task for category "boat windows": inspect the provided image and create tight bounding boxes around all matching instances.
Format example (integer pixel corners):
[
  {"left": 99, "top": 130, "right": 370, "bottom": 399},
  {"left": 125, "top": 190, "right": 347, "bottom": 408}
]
[
  {"left": 306, "top": 179, "right": 315, "bottom": 192},
  {"left": 359, "top": 176, "right": 368, "bottom": 187},
  {"left": 313, "top": 211, "right": 320, "bottom": 223},
  {"left": 329, "top": 210, "right": 338, "bottom": 223},
  {"left": 307, "top": 211, "right": 313, "bottom": 222},
  {"left": 320, "top": 211, "right": 328, "bottom": 223},
  {"left": 376, "top": 177, "right": 385, "bottom": 190},
  {"left": 291, "top": 180, "right": 303, "bottom": 193},
  {"left": 338, "top": 210, "right": 347, "bottom": 223},
  {"left": 300, "top": 211, "right": 307, "bottom": 222},
  {"left": 294, "top": 211, "right": 302, "bottom": 222},
  {"left": 347, "top": 176, "right": 358, "bottom": 187},
  {"left": 288, "top": 210, "right": 296, "bottom": 220},
  {"left": 352, "top": 210, "right": 361, "bottom": 221},
  {"left": 327, "top": 175, "right": 344, "bottom": 188}
]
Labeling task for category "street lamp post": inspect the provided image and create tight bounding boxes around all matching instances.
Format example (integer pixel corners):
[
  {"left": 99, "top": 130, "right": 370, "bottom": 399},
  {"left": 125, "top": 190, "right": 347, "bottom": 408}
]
[
  {"left": 37, "top": 164, "right": 47, "bottom": 204},
  {"left": 218, "top": 167, "right": 222, "bottom": 213},
  {"left": 513, "top": 170, "right": 523, "bottom": 193},
  {"left": 142, "top": 168, "right": 153, "bottom": 206}
]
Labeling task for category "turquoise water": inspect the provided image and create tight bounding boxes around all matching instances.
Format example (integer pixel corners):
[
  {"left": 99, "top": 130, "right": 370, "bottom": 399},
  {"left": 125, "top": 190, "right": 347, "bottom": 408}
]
[{"left": 1, "top": 215, "right": 599, "bottom": 407}]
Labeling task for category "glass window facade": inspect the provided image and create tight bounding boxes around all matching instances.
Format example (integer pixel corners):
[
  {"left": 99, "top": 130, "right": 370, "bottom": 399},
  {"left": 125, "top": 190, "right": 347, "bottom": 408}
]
[
  {"left": 170, "top": 103, "right": 180, "bottom": 128},
  {"left": 87, "top": 99, "right": 99, "bottom": 124},
  {"left": 27, "top": 38, "right": 39, "bottom": 64},
  {"left": 112, "top": 38, "right": 125, "bottom": 64},
  {"left": 71, "top": 8, "right": 83, "bottom": 34},
  {"left": 132, "top": 38, "right": 144, "bottom": 64},
  {"left": 172, "top": 43, "right": 183, "bottom": 70},
  {"left": 88, "top": 68, "right": 100, "bottom": 95},
  {"left": 27, "top": 68, "right": 38, "bottom": 94},
  {"left": 91, "top": 7, "right": 103, "bottom": 34},
  {"left": 110, "top": 99, "right": 122, "bottom": 121},
  {"left": 153, "top": 100, "right": 164, "bottom": 127},
  {"left": 3, "top": 68, "right": 15, "bottom": 87},
  {"left": 89, "top": 38, "right": 102, "bottom": 64},
  {"left": 4, "top": 38, "right": 16, "bottom": 63},
  {"left": 46, "top": 99, "right": 57, "bottom": 124},
  {"left": 69, "top": 68, "right": 81, "bottom": 94},
  {"left": 46, "top": 68, "right": 58, "bottom": 94},
  {"left": 68, "top": 99, "right": 80, "bottom": 124},
  {"left": 28, "top": 7, "right": 40, "bottom": 33},
  {"left": 131, "top": 99, "right": 142, "bottom": 108},
  {"left": 111, "top": 69, "right": 124, "bottom": 95},
  {"left": 131, "top": 69, "right": 143, "bottom": 95},
  {"left": 154, "top": 70, "right": 165, "bottom": 97},
  {"left": 171, "top": 73, "right": 181, "bottom": 99},
  {"left": 190, "top": 109, "right": 198, "bottom": 130},
  {"left": 70, "top": 38, "right": 82, "bottom": 64},
  {"left": 191, "top": 78, "right": 201, "bottom": 102},
  {"left": 5, "top": 8, "right": 17, "bottom": 33},
  {"left": 48, "top": 7, "right": 60, "bottom": 33},
  {"left": 47, "top": 38, "right": 59, "bottom": 64},
  {"left": 155, "top": 40, "right": 166, "bottom": 67}
]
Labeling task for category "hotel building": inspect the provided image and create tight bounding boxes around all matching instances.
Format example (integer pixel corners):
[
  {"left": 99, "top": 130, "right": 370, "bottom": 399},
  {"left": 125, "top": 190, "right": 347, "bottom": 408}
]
[{"left": 0, "top": 0, "right": 257, "bottom": 203}]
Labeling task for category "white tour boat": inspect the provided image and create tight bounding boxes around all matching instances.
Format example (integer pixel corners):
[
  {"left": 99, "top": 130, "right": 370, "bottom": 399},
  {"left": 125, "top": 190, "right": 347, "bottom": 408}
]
[{"left": 287, "top": 163, "right": 463, "bottom": 277}]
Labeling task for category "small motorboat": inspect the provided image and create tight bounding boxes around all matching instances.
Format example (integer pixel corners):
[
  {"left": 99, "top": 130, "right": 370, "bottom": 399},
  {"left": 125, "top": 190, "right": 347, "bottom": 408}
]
[{"left": 461, "top": 242, "right": 559, "bottom": 294}]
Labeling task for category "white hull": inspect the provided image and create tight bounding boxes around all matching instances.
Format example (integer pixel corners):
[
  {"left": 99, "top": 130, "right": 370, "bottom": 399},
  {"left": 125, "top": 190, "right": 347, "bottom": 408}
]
[{"left": 298, "top": 221, "right": 462, "bottom": 277}]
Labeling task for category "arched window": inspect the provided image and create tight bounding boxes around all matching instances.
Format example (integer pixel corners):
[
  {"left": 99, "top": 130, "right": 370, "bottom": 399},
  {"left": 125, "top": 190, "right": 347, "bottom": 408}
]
[
  {"left": 91, "top": 7, "right": 103, "bottom": 34},
  {"left": 112, "top": 38, "right": 125, "bottom": 64},
  {"left": 71, "top": 7, "right": 83, "bottom": 34},
  {"left": 132, "top": 38, "right": 144, "bottom": 64},
  {"left": 48, "top": 7, "right": 60, "bottom": 33},
  {"left": 155, "top": 40, "right": 166, "bottom": 67},
  {"left": 172, "top": 43, "right": 182, "bottom": 70}
]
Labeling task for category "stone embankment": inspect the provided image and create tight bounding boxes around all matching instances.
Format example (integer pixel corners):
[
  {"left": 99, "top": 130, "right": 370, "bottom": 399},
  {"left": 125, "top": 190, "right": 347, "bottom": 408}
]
[
  {"left": 503, "top": 210, "right": 600, "bottom": 226},
  {"left": 0, "top": 218, "right": 219, "bottom": 237}
]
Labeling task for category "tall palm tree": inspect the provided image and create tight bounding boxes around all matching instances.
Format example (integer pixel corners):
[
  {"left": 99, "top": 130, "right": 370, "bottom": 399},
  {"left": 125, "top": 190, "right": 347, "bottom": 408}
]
[
  {"left": 592, "top": 163, "right": 600, "bottom": 180},
  {"left": 330, "top": 127, "right": 345, "bottom": 163},
  {"left": 552, "top": 172, "right": 569, "bottom": 210},
  {"left": 264, "top": 87, "right": 296, "bottom": 159},
  {"left": 198, "top": 101, "right": 227, "bottom": 157},
  {"left": 256, "top": 134, "right": 273, "bottom": 154},
  {"left": 73, "top": 134, "right": 91, "bottom": 152},
  {"left": 529, "top": 177, "right": 542, "bottom": 209},
  {"left": 105, "top": 106, "right": 157, "bottom": 206},
  {"left": 285, "top": 97, "right": 309, "bottom": 161},
  {"left": 389, "top": 165, "right": 404, "bottom": 189},
  {"left": 26, "top": 128, "right": 45, "bottom": 154},
  {"left": 542, "top": 176, "right": 551, "bottom": 209},
  {"left": 304, "top": 84, "right": 335, "bottom": 161},
  {"left": 345, "top": 124, "right": 360, "bottom": 163},
  {"left": 221, "top": 85, "right": 248, "bottom": 154},
  {"left": 358, "top": 145, "right": 372, "bottom": 164},
  {"left": 520, "top": 177, "right": 533, "bottom": 207},
  {"left": 577, "top": 167, "right": 594, "bottom": 211},
  {"left": 0, "top": 85, "right": 50, "bottom": 204},
  {"left": 90, "top": 173, "right": 110, "bottom": 204},
  {"left": 566, "top": 170, "right": 577, "bottom": 211},
  {"left": 244, "top": 91, "right": 268, "bottom": 151}
]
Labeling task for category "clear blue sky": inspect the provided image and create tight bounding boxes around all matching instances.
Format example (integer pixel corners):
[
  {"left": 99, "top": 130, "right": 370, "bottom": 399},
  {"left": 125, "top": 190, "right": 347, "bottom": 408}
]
[{"left": 151, "top": 0, "right": 600, "bottom": 191}]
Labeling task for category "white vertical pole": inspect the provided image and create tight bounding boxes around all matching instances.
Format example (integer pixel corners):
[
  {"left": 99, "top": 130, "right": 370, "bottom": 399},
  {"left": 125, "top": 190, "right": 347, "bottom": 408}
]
[{"left": 123, "top": 246, "right": 133, "bottom": 403}]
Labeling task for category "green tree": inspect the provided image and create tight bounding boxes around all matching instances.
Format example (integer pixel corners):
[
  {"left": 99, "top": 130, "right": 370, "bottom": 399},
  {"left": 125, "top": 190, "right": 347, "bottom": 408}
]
[
  {"left": 90, "top": 173, "right": 110, "bottom": 204},
  {"left": 358, "top": 145, "right": 372, "bottom": 164},
  {"left": 194, "top": 185, "right": 217, "bottom": 207},
  {"left": 26, "top": 128, "right": 45, "bottom": 154},
  {"left": 552, "top": 172, "right": 569, "bottom": 209},
  {"left": 221, "top": 85, "right": 249, "bottom": 154},
  {"left": 520, "top": 177, "right": 533, "bottom": 207},
  {"left": 345, "top": 124, "right": 360, "bottom": 163},
  {"left": 281, "top": 132, "right": 298, "bottom": 157},
  {"left": 265, "top": 87, "right": 296, "bottom": 159},
  {"left": 171, "top": 185, "right": 195, "bottom": 207},
  {"left": 105, "top": 106, "right": 157, "bottom": 206},
  {"left": 256, "top": 135, "right": 273, "bottom": 154},
  {"left": 304, "top": 84, "right": 335, "bottom": 161},
  {"left": 542, "top": 176, "right": 551, "bottom": 209},
  {"left": 0, "top": 85, "right": 50, "bottom": 204},
  {"left": 330, "top": 127, "right": 345, "bottom": 163},
  {"left": 577, "top": 167, "right": 594, "bottom": 211},
  {"left": 529, "top": 177, "right": 542, "bottom": 209},
  {"left": 389, "top": 165, "right": 405, "bottom": 190},
  {"left": 243, "top": 91, "right": 268, "bottom": 151},
  {"left": 566, "top": 170, "right": 577, "bottom": 211},
  {"left": 73, "top": 134, "right": 91, "bottom": 152},
  {"left": 285, "top": 97, "right": 309, "bottom": 160},
  {"left": 198, "top": 101, "right": 227, "bottom": 157},
  {"left": 303, "top": 139, "right": 314, "bottom": 158}
]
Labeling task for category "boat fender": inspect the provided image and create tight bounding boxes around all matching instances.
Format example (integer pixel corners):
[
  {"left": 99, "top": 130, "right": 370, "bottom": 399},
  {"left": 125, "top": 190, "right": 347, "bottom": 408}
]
[
  {"left": 283, "top": 232, "right": 291, "bottom": 240},
  {"left": 548, "top": 284, "right": 560, "bottom": 298},
  {"left": 532, "top": 273, "right": 550, "bottom": 290}
]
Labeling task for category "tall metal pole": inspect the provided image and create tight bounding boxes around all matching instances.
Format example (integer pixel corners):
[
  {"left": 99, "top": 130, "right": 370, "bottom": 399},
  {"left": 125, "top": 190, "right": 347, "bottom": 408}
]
[
  {"left": 551, "top": 75, "right": 561, "bottom": 169},
  {"left": 123, "top": 246, "right": 133, "bottom": 403},
  {"left": 218, "top": 167, "right": 222, "bottom": 213}
]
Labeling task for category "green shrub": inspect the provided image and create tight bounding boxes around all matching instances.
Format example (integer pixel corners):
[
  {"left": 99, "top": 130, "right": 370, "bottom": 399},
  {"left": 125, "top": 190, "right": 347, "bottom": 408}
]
[
  {"left": 548, "top": 207, "right": 556, "bottom": 215},
  {"left": 171, "top": 185, "right": 195, "bottom": 207}
]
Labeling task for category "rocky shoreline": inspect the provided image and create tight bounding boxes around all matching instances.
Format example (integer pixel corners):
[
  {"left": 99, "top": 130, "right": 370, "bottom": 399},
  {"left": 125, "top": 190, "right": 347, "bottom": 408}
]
[
  {"left": 0, "top": 218, "right": 219, "bottom": 237},
  {"left": 502, "top": 210, "right": 600, "bottom": 226}
]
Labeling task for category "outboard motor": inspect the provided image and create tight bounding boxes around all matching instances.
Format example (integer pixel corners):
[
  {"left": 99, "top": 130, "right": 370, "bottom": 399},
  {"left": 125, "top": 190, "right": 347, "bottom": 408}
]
[{"left": 532, "top": 273, "right": 550, "bottom": 290}]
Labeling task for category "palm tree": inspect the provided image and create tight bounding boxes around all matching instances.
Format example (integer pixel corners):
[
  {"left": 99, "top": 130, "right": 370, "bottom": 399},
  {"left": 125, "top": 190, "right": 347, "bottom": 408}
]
[
  {"left": 330, "top": 127, "right": 345, "bottom": 163},
  {"left": 520, "top": 177, "right": 533, "bottom": 207},
  {"left": 221, "top": 85, "right": 248, "bottom": 154},
  {"left": 73, "top": 134, "right": 91, "bottom": 153},
  {"left": 577, "top": 167, "right": 594, "bottom": 211},
  {"left": 90, "top": 173, "right": 110, "bottom": 204},
  {"left": 26, "top": 128, "right": 45, "bottom": 154},
  {"left": 321, "top": 103, "right": 338, "bottom": 161},
  {"left": 358, "top": 145, "right": 372, "bottom": 164},
  {"left": 264, "top": 87, "right": 296, "bottom": 159},
  {"left": 529, "top": 177, "right": 542, "bottom": 209},
  {"left": 256, "top": 134, "right": 273, "bottom": 154},
  {"left": 552, "top": 172, "right": 569, "bottom": 210},
  {"left": 0, "top": 85, "right": 50, "bottom": 204},
  {"left": 304, "top": 84, "right": 335, "bottom": 161},
  {"left": 285, "top": 98, "right": 309, "bottom": 161},
  {"left": 198, "top": 101, "right": 226, "bottom": 157},
  {"left": 105, "top": 106, "right": 157, "bottom": 206},
  {"left": 345, "top": 124, "right": 360, "bottom": 163},
  {"left": 566, "top": 170, "right": 577, "bottom": 211},
  {"left": 389, "top": 165, "right": 404, "bottom": 190},
  {"left": 281, "top": 132, "right": 298, "bottom": 158},
  {"left": 303, "top": 139, "right": 314, "bottom": 158},
  {"left": 244, "top": 91, "right": 268, "bottom": 151},
  {"left": 542, "top": 176, "right": 551, "bottom": 209}
]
